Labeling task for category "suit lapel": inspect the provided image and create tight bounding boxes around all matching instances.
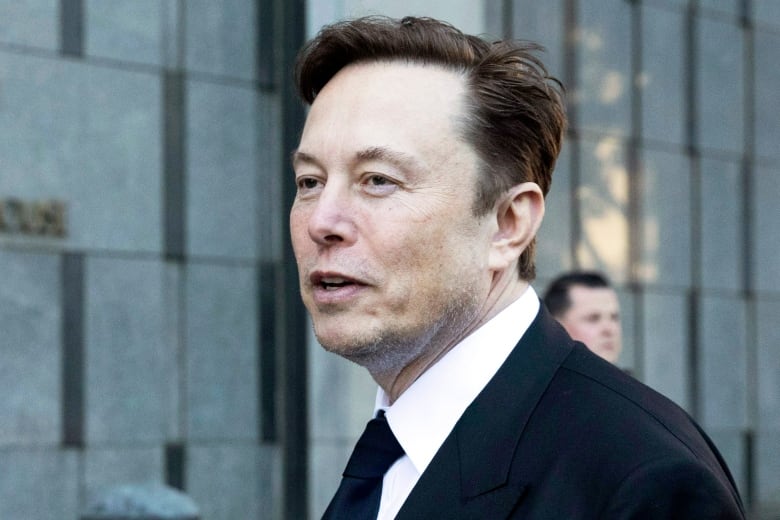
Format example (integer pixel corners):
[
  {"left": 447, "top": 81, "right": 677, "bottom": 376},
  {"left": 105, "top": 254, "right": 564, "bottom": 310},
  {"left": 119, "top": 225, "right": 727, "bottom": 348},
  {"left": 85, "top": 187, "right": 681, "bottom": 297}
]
[{"left": 396, "top": 307, "right": 574, "bottom": 519}]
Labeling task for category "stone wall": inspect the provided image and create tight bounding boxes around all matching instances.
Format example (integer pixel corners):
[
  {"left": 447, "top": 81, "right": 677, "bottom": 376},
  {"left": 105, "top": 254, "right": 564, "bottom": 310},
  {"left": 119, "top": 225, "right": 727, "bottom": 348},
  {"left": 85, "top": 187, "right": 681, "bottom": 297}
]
[{"left": 0, "top": 2, "right": 282, "bottom": 518}]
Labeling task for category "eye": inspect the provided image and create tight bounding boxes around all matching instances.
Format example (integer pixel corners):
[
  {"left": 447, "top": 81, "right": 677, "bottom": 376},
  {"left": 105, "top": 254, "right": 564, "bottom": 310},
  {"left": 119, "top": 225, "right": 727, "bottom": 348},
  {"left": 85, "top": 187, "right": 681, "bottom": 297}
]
[
  {"left": 296, "top": 176, "right": 323, "bottom": 195},
  {"left": 362, "top": 174, "right": 398, "bottom": 195}
]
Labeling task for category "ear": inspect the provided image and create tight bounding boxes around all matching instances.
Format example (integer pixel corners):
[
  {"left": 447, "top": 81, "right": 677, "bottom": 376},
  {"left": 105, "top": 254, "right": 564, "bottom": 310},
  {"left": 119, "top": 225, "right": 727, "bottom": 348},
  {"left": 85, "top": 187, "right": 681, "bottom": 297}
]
[{"left": 488, "top": 182, "right": 545, "bottom": 272}]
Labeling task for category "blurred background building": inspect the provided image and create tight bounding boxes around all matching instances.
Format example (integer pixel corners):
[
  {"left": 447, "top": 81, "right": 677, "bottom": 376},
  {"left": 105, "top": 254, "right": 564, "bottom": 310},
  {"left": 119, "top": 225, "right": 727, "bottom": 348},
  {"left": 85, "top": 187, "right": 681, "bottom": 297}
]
[{"left": 0, "top": 0, "right": 778, "bottom": 518}]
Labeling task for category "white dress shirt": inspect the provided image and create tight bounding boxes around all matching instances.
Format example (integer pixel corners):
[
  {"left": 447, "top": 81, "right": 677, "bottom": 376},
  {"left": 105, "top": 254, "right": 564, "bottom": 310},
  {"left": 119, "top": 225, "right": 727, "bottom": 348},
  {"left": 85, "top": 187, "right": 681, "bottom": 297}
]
[{"left": 374, "top": 286, "right": 540, "bottom": 519}]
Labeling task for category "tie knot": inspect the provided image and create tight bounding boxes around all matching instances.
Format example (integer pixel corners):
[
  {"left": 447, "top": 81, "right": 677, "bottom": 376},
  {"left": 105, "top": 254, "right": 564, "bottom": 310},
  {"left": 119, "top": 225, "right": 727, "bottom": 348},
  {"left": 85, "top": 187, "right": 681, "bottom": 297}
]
[{"left": 343, "top": 411, "right": 405, "bottom": 479}]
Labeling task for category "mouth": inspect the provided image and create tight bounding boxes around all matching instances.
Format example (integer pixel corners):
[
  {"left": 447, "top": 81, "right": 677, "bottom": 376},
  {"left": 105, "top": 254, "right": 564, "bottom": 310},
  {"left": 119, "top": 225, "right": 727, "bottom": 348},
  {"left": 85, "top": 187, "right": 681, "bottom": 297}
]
[
  {"left": 310, "top": 272, "right": 364, "bottom": 291},
  {"left": 308, "top": 271, "right": 367, "bottom": 305}
]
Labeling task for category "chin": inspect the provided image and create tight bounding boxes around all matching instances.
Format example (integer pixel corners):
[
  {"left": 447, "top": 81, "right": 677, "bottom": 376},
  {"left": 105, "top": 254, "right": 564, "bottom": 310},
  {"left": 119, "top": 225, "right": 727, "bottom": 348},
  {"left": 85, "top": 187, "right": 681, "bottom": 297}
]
[
  {"left": 314, "top": 321, "right": 431, "bottom": 375},
  {"left": 313, "top": 320, "right": 376, "bottom": 353}
]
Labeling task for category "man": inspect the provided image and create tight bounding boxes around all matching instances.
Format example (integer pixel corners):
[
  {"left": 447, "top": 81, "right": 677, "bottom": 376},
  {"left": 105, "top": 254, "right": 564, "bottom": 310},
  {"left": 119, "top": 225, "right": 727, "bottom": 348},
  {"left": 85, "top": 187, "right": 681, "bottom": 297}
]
[
  {"left": 291, "top": 15, "right": 744, "bottom": 519},
  {"left": 542, "top": 271, "right": 623, "bottom": 363}
]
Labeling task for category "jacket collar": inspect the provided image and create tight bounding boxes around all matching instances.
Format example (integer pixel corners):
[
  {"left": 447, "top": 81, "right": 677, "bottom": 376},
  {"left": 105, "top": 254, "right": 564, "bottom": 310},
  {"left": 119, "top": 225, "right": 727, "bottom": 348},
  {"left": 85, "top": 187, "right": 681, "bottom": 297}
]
[{"left": 397, "top": 306, "right": 574, "bottom": 518}]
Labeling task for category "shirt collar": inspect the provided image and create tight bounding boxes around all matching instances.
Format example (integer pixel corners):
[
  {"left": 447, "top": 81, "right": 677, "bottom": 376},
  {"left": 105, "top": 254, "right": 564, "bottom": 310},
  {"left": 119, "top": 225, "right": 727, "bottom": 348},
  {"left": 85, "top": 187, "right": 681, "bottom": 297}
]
[{"left": 375, "top": 286, "right": 540, "bottom": 475}]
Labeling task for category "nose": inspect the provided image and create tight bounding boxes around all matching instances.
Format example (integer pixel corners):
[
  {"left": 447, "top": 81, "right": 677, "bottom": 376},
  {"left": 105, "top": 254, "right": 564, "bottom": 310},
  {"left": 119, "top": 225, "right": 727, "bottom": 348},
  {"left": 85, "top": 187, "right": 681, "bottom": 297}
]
[
  {"left": 605, "top": 319, "right": 621, "bottom": 337},
  {"left": 306, "top": 184, "right": 357, "bottom": 246},
  {"left": 600, "top": 318, "right": 617, "bottom": 337}
]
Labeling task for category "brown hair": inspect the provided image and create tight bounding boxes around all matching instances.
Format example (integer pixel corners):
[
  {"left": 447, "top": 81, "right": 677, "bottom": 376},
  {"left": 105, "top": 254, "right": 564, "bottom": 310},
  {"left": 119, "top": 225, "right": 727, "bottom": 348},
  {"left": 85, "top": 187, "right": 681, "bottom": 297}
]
[{"left": 295, "top": 16, "right": 566, "bottom": 280}]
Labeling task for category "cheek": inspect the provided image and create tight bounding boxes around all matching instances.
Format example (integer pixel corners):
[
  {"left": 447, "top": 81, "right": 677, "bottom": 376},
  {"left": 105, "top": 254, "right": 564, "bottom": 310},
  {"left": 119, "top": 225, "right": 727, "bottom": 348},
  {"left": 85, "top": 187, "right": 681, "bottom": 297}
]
[
  {"left": 376, "top": 228, "right": 453, "bottom": 297},
  {"left": 386, "top": 223, "right": 460, "bottom": 269},
  {"left": 290, "top": 210, "right": 312, "bottom": 251},
  {"left": 565, "top": 322, "right": 590, "bottom": 341}
]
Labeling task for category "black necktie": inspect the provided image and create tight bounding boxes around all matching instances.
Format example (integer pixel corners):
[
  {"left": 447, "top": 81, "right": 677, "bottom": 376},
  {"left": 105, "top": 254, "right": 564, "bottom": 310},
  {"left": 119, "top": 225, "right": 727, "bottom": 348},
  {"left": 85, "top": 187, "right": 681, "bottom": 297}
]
[{"left": 322, "top": 411, "right": 405, "bottom": 519}]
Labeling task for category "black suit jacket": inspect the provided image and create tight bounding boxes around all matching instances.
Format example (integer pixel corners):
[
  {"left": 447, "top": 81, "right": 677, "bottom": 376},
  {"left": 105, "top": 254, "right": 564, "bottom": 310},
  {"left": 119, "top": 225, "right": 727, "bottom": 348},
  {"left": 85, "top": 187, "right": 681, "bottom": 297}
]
[{"left": 394, "top": 307, "right": 745, "bottom": 519}]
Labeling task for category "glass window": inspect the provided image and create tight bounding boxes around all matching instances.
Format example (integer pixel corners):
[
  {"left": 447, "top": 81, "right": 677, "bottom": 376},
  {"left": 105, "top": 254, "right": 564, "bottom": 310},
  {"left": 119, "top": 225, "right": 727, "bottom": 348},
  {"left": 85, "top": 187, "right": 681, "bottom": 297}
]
[
  {"left": 700, "top": 157, "right": 743, "bottom": 291},
  {"left": 576, "top": 0, "right": 632, "bottom": 137},
  {"left": 577, "top": 135, "right": 630, "bottom": 281},
  {"left": 641, "top": 4, "right": 685, "bottom": 146},
  {"left": 639, "top": 148, "right": 692, "bottom": 287},
  {"left": 696, "top": 16, "right": 744, "bottom": 155}
]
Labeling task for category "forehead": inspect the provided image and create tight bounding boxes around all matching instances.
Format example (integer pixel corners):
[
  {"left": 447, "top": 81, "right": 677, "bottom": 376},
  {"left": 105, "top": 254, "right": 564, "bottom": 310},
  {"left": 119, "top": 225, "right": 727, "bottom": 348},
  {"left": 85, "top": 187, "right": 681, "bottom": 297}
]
[
  {"left": 316, "top": 59, "right": 466, "bottom": 107},
  {"left": 299, "top": 61, "right": 469, "bottom": 151}
]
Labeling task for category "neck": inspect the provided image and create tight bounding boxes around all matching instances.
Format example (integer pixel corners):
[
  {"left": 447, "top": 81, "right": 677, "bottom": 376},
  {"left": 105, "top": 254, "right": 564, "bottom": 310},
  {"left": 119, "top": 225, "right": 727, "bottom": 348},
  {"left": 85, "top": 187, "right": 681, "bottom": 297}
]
[{"left": 372, "top": 275, "right": 530, "bottom": 404}]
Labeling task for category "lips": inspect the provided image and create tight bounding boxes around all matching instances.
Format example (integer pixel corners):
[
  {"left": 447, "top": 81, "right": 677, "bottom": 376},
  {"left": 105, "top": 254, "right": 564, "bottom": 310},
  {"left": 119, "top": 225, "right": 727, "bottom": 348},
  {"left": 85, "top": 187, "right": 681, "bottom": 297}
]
[
  {"left": 320, "top": 276, "right": 354, "bottom": 290},
  {"left": 309, "top": 271, "right": 367, "bottom": 305},
  {"left": 310, "top": 271, "right": 369, "bottom": 292}
]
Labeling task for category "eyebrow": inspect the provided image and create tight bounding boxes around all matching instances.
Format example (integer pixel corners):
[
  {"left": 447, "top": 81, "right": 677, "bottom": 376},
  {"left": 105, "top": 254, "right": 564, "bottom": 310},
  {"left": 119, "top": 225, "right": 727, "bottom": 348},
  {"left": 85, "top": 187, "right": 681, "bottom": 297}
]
[
  {"left": 291, "top": 150, "right": 319, "bottom": 169},
  {"left": 291, "top": 146, "right": 425, "bottom": 173},
  {"left": 355, "top": 146, "right": 424, "bottom": 171}
]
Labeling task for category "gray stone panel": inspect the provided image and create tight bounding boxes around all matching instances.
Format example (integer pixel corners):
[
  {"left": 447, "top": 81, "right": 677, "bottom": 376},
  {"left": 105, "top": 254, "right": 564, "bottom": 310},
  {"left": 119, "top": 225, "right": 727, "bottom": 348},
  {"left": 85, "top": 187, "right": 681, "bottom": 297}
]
[
  {"left": 509, "top": 0, "right": 566, "bottom": 81},
  {"left": 577, "top": 136, "right": 630, "bottom": 282},
  {"left": 0, "top": 250, "right": 61, "bottom": 445},
  {"left": 256, "top": 92, "right": 284, "bottom": 262},
  {"left": 186, "top": 80, "right": 259, "bottom": 260},
  {"left": 641, "top": 4, "right": 685, "bottom": 146},
  {"left": 187, "top": 443, "right": 279, "bottom": 520},
  {"left": 753, "top": 164, "right": 780, "bottom": 294},
  {"left": 306, "top": 0, "right": 342, "bottom": 37},
  {"left": 84, "top": 446, "right": 165, "bottom": 504},
  {"left": 85, "top": 256, "right": 174, "bottom": 443},
  {"left": 308, "top": 315, "right": 375, "bottom": 520},
  {"left": 331, "top": 1, "right": 484, "bottom": 37},
  {"left": 309, "top": 441, "right": 355, "bottom": 520},
  {"left": 0, "top": 54, "right": 163, "bottom": 253},
  {"left": 697, "top": 294, "right": 748, "bottom": 430},
  {"left": 641, "top": 290, "right": 690, "bottom": 410},
  {"left": 698, "top": 0, "right": 740, "bottom": 16},
  {"left": 74, "top": 64, "right": 163, "bottom": 253},
  {"left": 0, "top": 449, "right": 79, "bottom": 520},
  {"left": 308, "top": 327, "right": 376, "bottom": 442},
  {"left": 576, "top": 0, "right": 632, "bottom": 137},
  {"left": 638, "top": 148, "right": 691, "bottom": 287},
  {"left": 85, "top": 0, "right": 164, "bottom": 66},
  {"left": 706, "top": 429, "right": 747, "bottom": 499},
  {"left": 757, "top": 299, "right": 780, "bottom": 429},
  {"left": 482, "top": 1, "right": 502, "bottom": 39},
  {"left": 184, "top": 0, "right": 257, "bottom": 81},
  {"left": 0, "top": 0, "right": 59, "bottom": 50},
  {"left": 754, "top": 0, "right": 780, "bottom": 28},
  {"left": 756, "top": 430, "right": 780, "bottom": 508},
  {"left": 700, "top": 157, "right": 743, "bottom": 291},
  {"left": 642, "top": 0, "right": 687, "bottom": 8},
  {"left": 0, "top": 54, "right": 81, "bottom": 206},
  {"left": 755, "top": 28, "right": 780, "bottom": 162},
  {"left": 162, "top": 0, "right": 181, "bottom": 68},
  {"left": 185, "top": 263, "right": 258, "bottom": 440},
  {"left": 696, "top": 16, "right": 744, "bottom": 155},
  {"left": 537, "top": 145, "right": 573, "bottom": 281}
]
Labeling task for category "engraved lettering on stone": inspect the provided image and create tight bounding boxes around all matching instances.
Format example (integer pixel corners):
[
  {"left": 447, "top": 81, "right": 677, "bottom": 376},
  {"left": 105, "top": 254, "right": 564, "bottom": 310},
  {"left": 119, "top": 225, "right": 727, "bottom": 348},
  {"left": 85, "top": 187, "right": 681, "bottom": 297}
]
[{"left": 0, "top": 198, "right": 68, "bottom": 237}]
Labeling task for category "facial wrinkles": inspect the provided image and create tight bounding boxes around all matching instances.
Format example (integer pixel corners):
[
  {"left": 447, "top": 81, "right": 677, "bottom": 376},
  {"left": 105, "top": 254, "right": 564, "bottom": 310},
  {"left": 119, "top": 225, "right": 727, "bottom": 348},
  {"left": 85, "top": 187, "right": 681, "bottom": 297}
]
[
  {"left": 329, "top": 267, "right": 484, "bottom": 380},
  {"left": 390, "top": 187, "right": 462, "bottom": 221},
  {"left": 307, "top": 187, "right": 487, "bottom": 375},
  {"left": 293, "top": 62, "right": 500, "bottom": 391},
  {"left": 398, "top": 142, "right": 479, "bottom": 221}
]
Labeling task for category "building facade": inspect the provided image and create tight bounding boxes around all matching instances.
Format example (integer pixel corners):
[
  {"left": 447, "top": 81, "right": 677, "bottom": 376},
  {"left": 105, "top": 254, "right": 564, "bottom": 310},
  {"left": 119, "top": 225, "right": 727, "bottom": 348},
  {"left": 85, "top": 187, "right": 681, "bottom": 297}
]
[{"left": 0, "top": 1, "right": 778, "bottom": 519}]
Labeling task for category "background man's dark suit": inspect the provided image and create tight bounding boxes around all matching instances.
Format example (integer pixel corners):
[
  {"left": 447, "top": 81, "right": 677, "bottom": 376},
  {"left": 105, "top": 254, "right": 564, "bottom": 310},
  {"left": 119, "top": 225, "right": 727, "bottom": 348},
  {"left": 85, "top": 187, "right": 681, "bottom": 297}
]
[{"left": 396, "top": 307, "right": 745, "bottom": 519}]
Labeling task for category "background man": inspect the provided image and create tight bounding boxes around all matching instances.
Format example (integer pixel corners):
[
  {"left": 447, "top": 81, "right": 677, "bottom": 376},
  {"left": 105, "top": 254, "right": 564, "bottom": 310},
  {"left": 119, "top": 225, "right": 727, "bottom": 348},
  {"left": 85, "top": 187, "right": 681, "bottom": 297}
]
[
  {"left": 542, "top": 270, "right": 622, "bottom": 363},
  {"left": 290, "top": 15, "right": 744, "bottom": 519}
]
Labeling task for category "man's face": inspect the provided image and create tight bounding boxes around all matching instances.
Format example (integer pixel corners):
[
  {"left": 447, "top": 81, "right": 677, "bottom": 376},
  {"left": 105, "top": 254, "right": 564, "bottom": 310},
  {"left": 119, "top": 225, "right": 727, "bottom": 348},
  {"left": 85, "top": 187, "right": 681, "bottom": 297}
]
[
  {"left": 557, "top": 285, "right": 622, "bottom": 363},
  {"left": 290, "top": 61, "right": 495, "bottom": 371}
]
